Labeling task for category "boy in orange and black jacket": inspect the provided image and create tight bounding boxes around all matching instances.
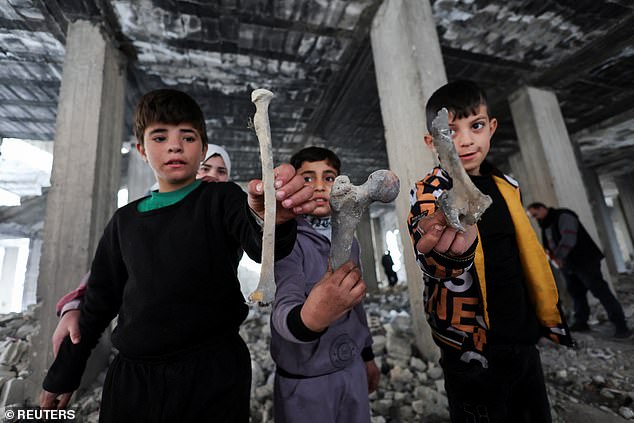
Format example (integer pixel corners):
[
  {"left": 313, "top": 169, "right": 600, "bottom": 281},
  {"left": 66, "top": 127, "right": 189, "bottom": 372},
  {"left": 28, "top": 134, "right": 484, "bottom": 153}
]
[{"left": 407, "top": 80, "right": 573, "bottom": 422}]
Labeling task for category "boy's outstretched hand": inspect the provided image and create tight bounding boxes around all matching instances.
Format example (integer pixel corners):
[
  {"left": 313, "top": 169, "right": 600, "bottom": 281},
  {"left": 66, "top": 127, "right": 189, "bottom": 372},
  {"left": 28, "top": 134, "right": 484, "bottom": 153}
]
[
  {"left": 247, "top": 163, "right": 316, "bottom": 224},
  {"left": 40, "top": 390, "right": 72, "bottom": 410},
  {"left": 300, "top": 261, "right": 366, "bottom": 332},
  {"left": 416, "top": 210, "right": 477, "bottom": 256}
]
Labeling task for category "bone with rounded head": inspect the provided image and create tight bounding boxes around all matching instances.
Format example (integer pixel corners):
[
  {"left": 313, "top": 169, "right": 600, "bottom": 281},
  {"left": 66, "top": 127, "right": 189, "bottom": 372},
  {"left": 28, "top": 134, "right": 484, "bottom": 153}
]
[
  {"left": 329, "top": 170, "right": 400, "bottom": 270},
  {"left": 431, "top": 108, "right": 492, "bottom": 231},
  {"left": 248, "top": 88, "right": 276, "bottom": 305}
]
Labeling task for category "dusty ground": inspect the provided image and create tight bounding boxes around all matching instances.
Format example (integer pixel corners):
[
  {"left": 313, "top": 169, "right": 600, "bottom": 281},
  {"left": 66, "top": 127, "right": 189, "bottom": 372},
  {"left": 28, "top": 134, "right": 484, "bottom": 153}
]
[{"left": 540, "top": 272, "right": 634, "bottom": 422}]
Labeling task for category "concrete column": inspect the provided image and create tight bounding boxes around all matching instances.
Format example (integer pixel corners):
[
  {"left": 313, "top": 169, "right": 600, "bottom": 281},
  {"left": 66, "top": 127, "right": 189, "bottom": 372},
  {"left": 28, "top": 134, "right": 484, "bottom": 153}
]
[
  {"left": 584, "top": 170, "right": 625, "bottom": 274},
  {"left": 607, "top": 193, "right": 634, "bottom": 266},
  {"left": 127, "top": 147, "right": 156, "bottom": 201},
  {"left": 508, "top": 86, "right": 616, "bottom": 282},
  {"left": 21, "top": 238, "right": 41, "bottom": 310},
  {"left": 28, "top": 20, "right": 127, "bottom": 402},
  {"left": 616, "top": 173, "right": 634, "bottom": 244},
  {"left": 357, "top": 211, "right": 379, "bottom": 293},
  {"left": 371, "top": 216, "right": 386, "bottom": 287},
  {"left": 371, "top": 0, "right": 444, "bottom": 361},
  {"left": 0, "top": 247, "right": 19, "bottom": 313}
]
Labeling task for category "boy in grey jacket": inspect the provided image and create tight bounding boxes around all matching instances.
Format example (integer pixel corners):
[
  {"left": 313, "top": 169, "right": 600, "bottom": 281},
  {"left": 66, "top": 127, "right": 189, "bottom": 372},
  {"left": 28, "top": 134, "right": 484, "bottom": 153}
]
[{"left": 271, "top": 147, "right": 380, "bottom": 423}]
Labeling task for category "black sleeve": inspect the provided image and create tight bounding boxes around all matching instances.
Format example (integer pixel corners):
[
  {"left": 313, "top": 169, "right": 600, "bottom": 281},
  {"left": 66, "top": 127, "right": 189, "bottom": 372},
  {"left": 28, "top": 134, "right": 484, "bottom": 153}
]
[
  {"left": 222, "top": 183, "right": 297, "bottom": 263},
  {"left": 361, "top": 346, "right": 375, "bottom": 361},
  {"left": 43, "top": 215, "right": 127, "bottom": 393},
  {"left": 287, "top": 304, "right": 327, "bottom": 342}
]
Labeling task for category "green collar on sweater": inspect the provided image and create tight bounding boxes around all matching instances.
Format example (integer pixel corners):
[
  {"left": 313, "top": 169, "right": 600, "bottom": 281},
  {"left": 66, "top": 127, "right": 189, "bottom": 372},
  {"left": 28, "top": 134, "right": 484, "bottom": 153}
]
[{"left": 137, "top": 180, "right": 202, "bottom": 212}]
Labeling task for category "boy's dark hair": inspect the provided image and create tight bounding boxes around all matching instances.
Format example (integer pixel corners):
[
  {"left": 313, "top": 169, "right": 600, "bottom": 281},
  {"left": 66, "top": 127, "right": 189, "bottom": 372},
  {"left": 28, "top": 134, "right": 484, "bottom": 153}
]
[
  {"left": 425, "top": 80, "right": 491, "bottom": 131},
  {"left": 134, "top": 89, "right": 208, "bottom": 146},
  {"left": 527, "top": 202, "right": 547, "bottom": 210},
  {"left": 290, "top": 146, "right": 341, "bottom": 175}
]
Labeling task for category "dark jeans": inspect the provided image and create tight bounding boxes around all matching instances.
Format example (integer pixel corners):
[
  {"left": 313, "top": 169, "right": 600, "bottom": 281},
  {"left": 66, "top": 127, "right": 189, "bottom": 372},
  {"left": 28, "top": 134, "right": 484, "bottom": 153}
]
[
  {"left": 562, "top": 259, "right": 626, "bottom": 330},
  {"left": 442, "top": 345, "right": 551, "bottom": 423},
  {"left": 99, "top": 334, "right": 251, "bottom": 423}
]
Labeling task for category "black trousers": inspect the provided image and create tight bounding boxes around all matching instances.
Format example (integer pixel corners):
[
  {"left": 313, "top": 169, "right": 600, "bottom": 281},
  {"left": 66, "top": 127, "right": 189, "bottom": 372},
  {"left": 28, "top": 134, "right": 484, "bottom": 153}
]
[
  {"left": 441, "top": 344, "right": 551, "bottom": 423},
  {"left": 99, "top": 334, "right": 251, "bottom": 423},
  {"left": 562, "top": 259, "right": 627, "bottom": 329}
]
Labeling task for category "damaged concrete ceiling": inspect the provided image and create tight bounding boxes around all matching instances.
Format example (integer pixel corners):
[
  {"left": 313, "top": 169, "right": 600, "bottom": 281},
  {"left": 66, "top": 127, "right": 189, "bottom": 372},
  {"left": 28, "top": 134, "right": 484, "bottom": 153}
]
[{"left": 1, "top": 0, "right": 633, "bottom": 184}]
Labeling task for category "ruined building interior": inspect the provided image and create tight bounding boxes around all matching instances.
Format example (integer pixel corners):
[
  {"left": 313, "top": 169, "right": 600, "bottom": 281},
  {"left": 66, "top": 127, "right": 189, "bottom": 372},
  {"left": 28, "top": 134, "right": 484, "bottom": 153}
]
[{"left": 0, "top": 0, "right": 633, "bottom": 421}]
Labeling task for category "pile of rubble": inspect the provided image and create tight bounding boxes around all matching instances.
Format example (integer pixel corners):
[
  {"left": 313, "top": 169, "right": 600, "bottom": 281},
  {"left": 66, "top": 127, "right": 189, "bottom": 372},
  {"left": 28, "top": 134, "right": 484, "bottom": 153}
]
[
  {"left": 539, "top": 273, "right": 634, "bottom": 423},
  {"left": 0, "top": 275, "right": 632, "bottom": 422},
  {"left": 0, "top": 308, "right": 35, "bottom": 410},
  {"left": 242, "top": 276, "right": 634, "bottom": 422}
]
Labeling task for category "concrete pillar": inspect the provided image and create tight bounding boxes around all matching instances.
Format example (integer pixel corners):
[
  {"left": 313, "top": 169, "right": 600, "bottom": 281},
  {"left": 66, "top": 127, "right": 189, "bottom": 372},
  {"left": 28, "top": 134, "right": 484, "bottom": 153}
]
[
  {"left": 127, "top": 147, "right": 156, "bottom": 201},
  {"left": 508, "top": 86, "right": 616, "bottom": 282},
  {"left": 371, "top": 216, "right": 386, "bottom": 287},
  {"left": 607, "top": 193, "right": 634, "bottom": 266},
  {"left": 371, "top": 0, "right": 444, "bottom": 361},
  {"left": 0, "top": 247, "right": 19, "bottom": 313},
  {"left": 28, "top": 20, "right": 127, "bottom": 402},
  {"left": 357, "top": 211, "right": 379, "bottom": 293},
  {"left": 616, "top": 173, "right": 634, "bottom": 244},
  {"left": 584, "top": 170, "right": 625, "bottom": 274},
  {"left": 21, "top": 238, "right": 41, "bottom": 310}
]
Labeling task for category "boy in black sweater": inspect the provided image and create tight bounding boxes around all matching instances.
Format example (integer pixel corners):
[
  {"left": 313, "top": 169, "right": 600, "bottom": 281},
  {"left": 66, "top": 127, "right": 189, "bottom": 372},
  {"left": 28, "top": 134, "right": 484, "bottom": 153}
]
[
  {"left": 40, "top": 89, "right": 319, "bottom": 422},
  {"left": 407, "top": 80, "right": 573, "bottom": 422}
]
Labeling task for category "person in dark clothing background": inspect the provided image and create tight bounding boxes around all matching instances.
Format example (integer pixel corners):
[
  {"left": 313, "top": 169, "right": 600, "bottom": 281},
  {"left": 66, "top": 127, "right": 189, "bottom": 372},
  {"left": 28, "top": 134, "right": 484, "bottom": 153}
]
[
  {"left": 381, "top": 250, "right": 398, "bottom": 287},
  {"left": 527, "top": 202, "right": 631, "bottom": 339}
]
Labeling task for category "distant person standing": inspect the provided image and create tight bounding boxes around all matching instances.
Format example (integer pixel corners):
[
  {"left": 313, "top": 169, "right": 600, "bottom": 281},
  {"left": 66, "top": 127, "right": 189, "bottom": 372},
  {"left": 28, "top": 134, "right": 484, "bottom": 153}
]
[
  {"left": 381, "top": 251, "right": 398, "bottom": 287},
  {"left": 527, "top": 202, "right": 631, "bottom": 339}
]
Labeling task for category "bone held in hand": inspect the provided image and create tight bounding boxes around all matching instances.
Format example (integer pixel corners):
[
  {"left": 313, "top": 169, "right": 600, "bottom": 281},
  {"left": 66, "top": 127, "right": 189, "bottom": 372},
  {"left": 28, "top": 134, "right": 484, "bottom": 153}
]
[
  {"left": 330, "top": 170, "right": 400, "bottom": 270},
  {"left": 431, "top": 108, "right": 492, "bottom": 232},
  {"left": 248, "top": 89, "right": 276, "bottom": 305}
]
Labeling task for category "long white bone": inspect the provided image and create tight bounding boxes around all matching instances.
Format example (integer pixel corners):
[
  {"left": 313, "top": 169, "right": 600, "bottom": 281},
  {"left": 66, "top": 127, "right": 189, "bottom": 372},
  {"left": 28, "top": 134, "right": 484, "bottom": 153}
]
[
  {"left": 431, "top": 108, "right": 492, "bottom": 231},
  {"left": 329, "top": 170, "right": 400, "bottom": 270},
  {"left": 248, "top": 89, "right": 276, "bottom": 305}
]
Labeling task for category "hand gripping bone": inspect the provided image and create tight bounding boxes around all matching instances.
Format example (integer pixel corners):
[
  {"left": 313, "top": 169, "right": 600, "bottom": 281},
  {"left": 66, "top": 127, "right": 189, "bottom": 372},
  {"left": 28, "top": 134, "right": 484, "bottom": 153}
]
[
  {"left": 329, "top": 170, "right": 400, "bottom": 270},
  {"left": 431, "top": 108, "right": 492, "bottom": 231},
  {"left": 248, "top": 89, "right": 276, "bottom": 305}
]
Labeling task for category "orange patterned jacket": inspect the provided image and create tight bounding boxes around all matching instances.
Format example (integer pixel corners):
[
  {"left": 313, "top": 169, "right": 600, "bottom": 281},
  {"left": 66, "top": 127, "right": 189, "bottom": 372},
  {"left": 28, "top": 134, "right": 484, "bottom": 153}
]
[{"left": 407, "top": 167, "right": 573, "bottom": 367}]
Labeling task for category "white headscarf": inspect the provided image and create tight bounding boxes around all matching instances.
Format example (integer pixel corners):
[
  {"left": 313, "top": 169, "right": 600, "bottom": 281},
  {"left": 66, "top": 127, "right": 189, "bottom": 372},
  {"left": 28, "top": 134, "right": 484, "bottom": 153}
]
[
  {"left": 148, "top": 144, "right": 231, "bottom": 192},
  {"left": 203, "top": 144, "right": 231, "bottom": 178}
]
